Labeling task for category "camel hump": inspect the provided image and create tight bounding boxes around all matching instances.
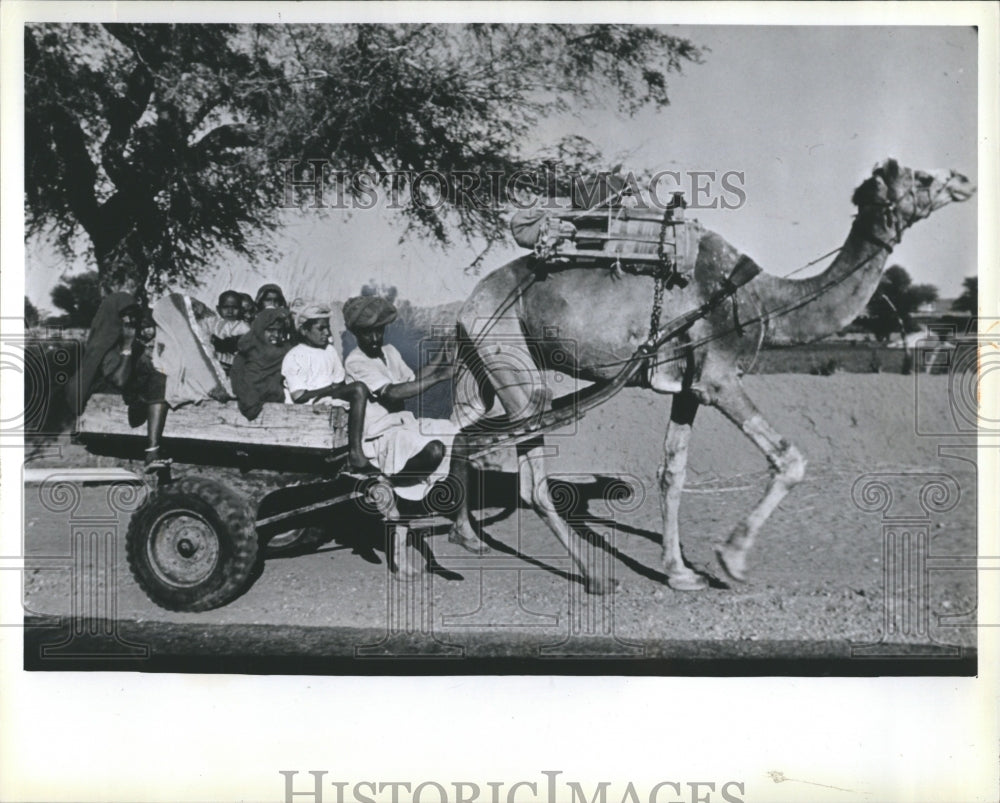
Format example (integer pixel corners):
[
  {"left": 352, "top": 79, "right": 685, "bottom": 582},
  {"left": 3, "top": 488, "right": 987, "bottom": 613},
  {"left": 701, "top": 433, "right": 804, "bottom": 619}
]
[{"left": 693, "top": 230, "right": 745, "bottom": 285}]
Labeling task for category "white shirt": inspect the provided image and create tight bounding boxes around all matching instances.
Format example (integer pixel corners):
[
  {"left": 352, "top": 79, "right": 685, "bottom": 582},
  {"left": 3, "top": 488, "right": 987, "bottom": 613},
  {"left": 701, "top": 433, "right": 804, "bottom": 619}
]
[
  {"left": 344, "top": 344, "right": 415, "bottom": 436},
  {"left": 281, "top": 343, "right": 349, "bottom": 408}
]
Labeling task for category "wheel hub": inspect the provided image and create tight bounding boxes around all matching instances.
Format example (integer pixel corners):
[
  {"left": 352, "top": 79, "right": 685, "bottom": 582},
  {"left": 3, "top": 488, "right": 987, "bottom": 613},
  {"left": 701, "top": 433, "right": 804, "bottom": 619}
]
[{"left": 147, "top": 511, "right": 221, "bottom": 587}]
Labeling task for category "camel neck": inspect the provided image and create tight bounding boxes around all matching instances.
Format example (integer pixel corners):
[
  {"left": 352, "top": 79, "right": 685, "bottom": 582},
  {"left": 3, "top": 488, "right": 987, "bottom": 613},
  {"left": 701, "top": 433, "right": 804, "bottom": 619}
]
[{"left": 756, "top": 215, "right": 892, "bottom": 345}]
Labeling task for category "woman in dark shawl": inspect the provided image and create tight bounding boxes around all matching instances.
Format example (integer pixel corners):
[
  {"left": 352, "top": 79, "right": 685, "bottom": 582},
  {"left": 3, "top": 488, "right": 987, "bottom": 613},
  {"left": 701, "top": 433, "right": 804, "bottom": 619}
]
[
  {"left": 65, "top": 292, "right": 138, "bottom": 416},
  {"left": 230, "top": 307, "right": 293, "bottom": 420}
]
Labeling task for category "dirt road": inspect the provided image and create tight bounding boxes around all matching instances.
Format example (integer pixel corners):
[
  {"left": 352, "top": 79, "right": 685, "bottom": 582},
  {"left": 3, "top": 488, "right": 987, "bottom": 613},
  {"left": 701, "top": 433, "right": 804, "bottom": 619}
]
[{"left": 21, "top": 375, "right": 978, "bottom": 673}]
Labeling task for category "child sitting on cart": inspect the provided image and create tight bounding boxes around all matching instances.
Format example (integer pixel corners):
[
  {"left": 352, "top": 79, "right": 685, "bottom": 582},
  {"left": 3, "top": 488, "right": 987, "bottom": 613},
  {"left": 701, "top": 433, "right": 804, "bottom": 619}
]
[
  {"left": 230, "top": 307, "right": 294, "bottom": 420},
  {"left": 255, "top": 283, "right": 287, "bottom": 312},
  {"left": 210, "top": 290, "right": 251, "bottom": 375},
  {"left": 281, "top": 300, "right": 377, "bottom": 475},
  {"left": 343, "top": 295, "right": 457, "bottom": 500}
]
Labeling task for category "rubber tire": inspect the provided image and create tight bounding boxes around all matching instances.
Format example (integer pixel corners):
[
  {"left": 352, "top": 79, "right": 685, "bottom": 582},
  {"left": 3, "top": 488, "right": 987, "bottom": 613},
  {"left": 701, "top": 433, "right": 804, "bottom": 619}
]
[
  {"left": 126, "top": 476, "right": 259, "bottom": 612},
  {"left": 264, "top": 526, "right": 332, "bottom": 558}
]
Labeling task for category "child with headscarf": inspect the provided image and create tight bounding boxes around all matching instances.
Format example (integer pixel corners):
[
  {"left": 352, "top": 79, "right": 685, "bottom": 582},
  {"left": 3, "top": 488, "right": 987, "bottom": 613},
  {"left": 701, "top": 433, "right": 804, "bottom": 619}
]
[
  {"left": 255, "top": 283, "right": 287, "bottom": 312},
  {"left": 282, "top": 299, "right": 377, "bottom": 474},
  {"left": 230, "top": 307, "right": 294, "bottom": 421}
]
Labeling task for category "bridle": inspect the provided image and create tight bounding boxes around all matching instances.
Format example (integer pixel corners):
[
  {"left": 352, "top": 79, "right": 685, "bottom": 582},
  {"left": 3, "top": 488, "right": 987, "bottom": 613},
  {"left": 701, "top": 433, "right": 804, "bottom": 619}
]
[{"left": 857, "top": 173, "right": 953, "bottom": 252}]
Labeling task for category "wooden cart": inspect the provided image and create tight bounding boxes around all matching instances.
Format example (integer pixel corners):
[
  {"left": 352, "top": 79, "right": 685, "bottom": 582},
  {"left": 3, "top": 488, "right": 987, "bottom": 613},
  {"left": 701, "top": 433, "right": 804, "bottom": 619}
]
[{"left": 76, "top": 397, "right": 451, "bottom": 611}]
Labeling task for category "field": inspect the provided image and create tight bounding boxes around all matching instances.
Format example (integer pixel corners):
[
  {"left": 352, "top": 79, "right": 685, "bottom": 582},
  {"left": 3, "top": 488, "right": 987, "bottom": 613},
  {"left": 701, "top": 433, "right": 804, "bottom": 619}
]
[{"left": 753, "top": 340, "right": 964, "bottom": 375}]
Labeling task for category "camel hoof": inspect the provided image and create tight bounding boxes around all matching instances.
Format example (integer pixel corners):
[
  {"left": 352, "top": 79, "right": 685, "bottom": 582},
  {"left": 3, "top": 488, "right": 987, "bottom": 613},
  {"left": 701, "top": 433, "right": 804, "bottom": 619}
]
[
  {"left": 584, "top": 576, "right": 620, "bottom": 596},
  {"left": 393, "top": 567, "right": 420, "bottom": 582},
  {"left": 715, "top": 545, "right": 748, "bottom": 583},
  {"left": 447, "top": 528, "right": 491, "bottom": 555},
  {"left": 666, "top": 571, "right": 708, "bottom": 592}
]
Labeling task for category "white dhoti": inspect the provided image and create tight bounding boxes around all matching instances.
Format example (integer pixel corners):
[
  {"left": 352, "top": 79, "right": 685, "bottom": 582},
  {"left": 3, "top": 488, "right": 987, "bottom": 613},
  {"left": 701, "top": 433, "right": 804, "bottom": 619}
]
[
  {"left": 346, "top": 344, "right": 458, "bottom": 501},
  {"left": 362, "top": 411, "right": 458, "bottom": 501}
]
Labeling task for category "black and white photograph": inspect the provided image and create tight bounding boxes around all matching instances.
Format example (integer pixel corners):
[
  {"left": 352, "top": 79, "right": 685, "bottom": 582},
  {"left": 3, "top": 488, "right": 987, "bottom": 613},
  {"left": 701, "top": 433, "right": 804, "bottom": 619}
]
[{"left": 2, "top": 2, "right": 997, "bottom": 801}]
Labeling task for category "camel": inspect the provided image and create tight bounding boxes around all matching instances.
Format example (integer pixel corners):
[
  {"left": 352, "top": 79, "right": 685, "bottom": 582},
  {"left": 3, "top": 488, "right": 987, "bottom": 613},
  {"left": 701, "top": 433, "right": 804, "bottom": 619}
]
[{"left": 445, "top": 158, "right": 975, "bottom": 594}]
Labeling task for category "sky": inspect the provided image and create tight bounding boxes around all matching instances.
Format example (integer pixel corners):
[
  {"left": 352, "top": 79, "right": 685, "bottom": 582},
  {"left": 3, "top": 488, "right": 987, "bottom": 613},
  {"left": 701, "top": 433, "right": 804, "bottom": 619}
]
[{"left": 25, "top": 24, "right": 979, "bottom": 311}]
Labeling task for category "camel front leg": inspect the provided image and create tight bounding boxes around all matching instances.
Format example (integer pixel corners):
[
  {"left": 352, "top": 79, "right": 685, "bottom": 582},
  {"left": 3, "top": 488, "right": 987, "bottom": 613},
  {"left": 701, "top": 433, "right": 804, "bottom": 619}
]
[
  {"left": 658, "top": 391, "right": 708, "bottom": 591},
  {"left": 710, "top": 383, "right": 807, "bottom": 582}
]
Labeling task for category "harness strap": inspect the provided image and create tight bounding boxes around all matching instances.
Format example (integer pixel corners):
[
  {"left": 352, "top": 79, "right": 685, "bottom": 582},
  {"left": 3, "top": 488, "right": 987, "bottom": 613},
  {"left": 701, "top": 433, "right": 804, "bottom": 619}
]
[
  {"left": 730, "top": 288, "right": 745, "bottom": 338},
  {"left": 863, "top": 230, "right": 896, "bottom": 254}
]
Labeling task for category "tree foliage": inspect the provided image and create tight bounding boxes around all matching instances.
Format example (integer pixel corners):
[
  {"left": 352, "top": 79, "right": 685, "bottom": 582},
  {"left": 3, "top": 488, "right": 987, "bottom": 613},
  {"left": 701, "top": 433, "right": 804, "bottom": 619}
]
[
  {"left": 857, "top": 265, "right": 939, "bottom": 341},
  {"left": 25, "top": 23, "right": 705, "bottom": 293},
  {"left": 49, "top": 271, "right": 104, "bottom": 327},
  {"left": 951, "top": 276, "right": 977, "bottom": 315},
  {"left": 24, "top": 297, "right": 41, "bottom": 328}
]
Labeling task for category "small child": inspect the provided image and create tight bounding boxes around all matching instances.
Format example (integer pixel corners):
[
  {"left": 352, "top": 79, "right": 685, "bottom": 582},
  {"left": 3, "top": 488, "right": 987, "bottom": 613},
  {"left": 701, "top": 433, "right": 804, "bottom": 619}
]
[
  {"left": 238, "top": 292, "right": 256, "bottom": 324},
  {"left": 282, "top": 300, "right": 377, "bottom": 475},
  {"left": 211, "top": 290, "right": 251, "bottom": 375},
  {"left": 255, "top": 283, "right": 287, "bottom": 311}
]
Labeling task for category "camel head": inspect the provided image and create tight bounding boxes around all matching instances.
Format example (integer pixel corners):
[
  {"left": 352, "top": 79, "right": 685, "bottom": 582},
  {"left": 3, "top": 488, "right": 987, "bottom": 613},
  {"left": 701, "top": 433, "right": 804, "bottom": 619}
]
[{"left": 851, "top": 158, "right": 976, "bottom": 244}]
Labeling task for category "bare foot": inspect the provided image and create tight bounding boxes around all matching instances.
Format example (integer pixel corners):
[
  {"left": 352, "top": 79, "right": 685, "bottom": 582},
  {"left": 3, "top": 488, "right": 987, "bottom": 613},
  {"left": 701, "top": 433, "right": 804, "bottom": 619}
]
[
  {"left": 346, "top": 457, "right": 380, "bottom": 477},
  {"left": 447, "top": 525, "right": 490, "bottom": 554}
]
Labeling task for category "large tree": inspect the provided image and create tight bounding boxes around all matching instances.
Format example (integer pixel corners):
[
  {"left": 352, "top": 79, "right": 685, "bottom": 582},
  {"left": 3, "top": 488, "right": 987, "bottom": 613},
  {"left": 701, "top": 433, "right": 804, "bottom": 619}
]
[{"left": 25, "top": 23, "right": 704, "bottom": 294}]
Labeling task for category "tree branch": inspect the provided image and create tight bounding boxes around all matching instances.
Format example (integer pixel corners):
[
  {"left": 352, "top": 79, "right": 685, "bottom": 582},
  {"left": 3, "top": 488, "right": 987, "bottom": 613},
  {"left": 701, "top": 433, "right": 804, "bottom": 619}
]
[
  {"left": 193, "top": 123, "right": 260, "bottom": 160},
  {"left": 100, "top": 59, "right": 153, "bottom": 191},
  {"left": 48, "top": 107, "right": 101, "bottom": 237}
]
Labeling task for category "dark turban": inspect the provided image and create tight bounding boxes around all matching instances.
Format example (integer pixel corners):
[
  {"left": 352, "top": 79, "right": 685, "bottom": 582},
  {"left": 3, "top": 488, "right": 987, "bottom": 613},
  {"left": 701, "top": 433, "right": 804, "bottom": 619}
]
[{"left": 343, "top": 295, "right": 397, "bottom": 332}]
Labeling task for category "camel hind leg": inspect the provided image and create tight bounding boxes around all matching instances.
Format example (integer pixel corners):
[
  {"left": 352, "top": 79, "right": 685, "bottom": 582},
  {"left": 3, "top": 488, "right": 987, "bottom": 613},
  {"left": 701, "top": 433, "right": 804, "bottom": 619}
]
[
  {"left": 456, "top": 311, "right": 610, "bottom": 594},
  {"left": 445, "top": 318, "right": 533, "bottom": 554},
  {"left": 707, "top": 381, "right": 807, "bottom": 582}
]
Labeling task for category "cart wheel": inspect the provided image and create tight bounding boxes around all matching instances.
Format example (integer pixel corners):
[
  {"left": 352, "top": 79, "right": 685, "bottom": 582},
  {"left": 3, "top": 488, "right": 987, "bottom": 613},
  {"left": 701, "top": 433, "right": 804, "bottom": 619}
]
[
  {"left": 264, "top": 526, "right": 332, "bottom": 558},
  {"left": 126, "top": 476, "right": 258, "bottom": 612}
]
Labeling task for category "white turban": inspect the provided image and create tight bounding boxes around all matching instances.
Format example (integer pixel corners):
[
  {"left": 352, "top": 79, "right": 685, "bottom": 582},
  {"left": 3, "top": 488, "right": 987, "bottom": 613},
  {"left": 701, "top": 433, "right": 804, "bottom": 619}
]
[{"left": 290, "top": 298, "right": 331, "bottom": 331}]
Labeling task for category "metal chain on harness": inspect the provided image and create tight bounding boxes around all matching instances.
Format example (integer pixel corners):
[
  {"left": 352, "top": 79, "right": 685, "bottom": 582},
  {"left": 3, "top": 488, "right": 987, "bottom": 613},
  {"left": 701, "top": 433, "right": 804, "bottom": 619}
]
[
  {"left": 648, "top": 274, "right": 666, "bottom": 349},
  {"left": 646, "top": 194, "right": 688, "bottom": 349}
]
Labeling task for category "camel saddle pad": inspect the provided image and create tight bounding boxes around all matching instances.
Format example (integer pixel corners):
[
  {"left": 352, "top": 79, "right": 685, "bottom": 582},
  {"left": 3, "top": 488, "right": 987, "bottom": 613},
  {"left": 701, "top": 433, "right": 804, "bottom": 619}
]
[{"left": 527, "top": 207, "right": 690, "bottom": 279}]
